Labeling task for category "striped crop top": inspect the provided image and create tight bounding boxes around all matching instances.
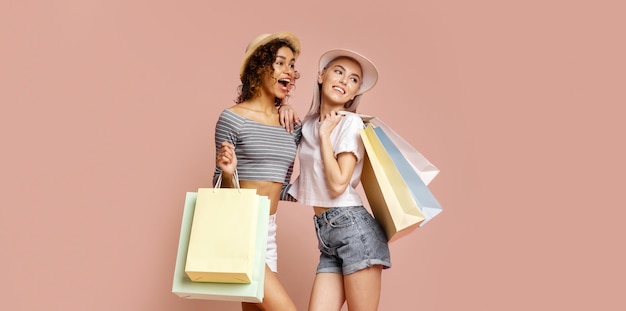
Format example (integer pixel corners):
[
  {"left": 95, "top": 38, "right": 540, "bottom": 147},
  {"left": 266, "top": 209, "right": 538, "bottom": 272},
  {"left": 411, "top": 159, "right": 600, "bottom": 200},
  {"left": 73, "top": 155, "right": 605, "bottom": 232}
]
[{"left": 213, "top": 109, "right": 301, "bottom": 189}]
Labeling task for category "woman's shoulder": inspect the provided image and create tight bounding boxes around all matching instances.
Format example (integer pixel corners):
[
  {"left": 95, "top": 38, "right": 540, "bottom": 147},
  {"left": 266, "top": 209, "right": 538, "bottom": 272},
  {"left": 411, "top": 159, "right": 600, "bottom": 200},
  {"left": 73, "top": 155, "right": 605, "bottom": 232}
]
[
  {"left": 216, "top": 108, "right": 246, "bottom": 130},
  {"left": 338, "top": 111, "right": 365, "bottom": 128},
  {"left": 217, "top": 108, "right": 238, "bottom": 120}
]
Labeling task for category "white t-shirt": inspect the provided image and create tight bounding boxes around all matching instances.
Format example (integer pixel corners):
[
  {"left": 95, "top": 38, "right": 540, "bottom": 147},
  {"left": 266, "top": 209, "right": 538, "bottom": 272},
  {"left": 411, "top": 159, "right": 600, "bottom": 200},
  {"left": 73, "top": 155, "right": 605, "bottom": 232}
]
[{"left": 288, "top": 112, "right": 365, "bottom": 207}]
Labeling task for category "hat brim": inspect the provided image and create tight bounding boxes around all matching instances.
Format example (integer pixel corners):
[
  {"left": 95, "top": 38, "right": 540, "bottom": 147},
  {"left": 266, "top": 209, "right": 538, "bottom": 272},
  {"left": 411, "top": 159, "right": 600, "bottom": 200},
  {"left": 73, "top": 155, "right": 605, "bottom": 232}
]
[
  {"left": 318, "top": 49, "right": 378, "bottom": 95},
  {"left": 239, "top": 32, "right": 301, "bottom": 79}
]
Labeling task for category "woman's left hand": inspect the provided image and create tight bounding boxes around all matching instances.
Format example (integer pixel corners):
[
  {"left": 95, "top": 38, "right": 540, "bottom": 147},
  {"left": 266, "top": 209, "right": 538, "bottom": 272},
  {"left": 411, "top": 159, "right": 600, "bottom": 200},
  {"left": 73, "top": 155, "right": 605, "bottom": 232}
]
[{"left": 278, "top": 104, "right": 301, "bottom": 133}]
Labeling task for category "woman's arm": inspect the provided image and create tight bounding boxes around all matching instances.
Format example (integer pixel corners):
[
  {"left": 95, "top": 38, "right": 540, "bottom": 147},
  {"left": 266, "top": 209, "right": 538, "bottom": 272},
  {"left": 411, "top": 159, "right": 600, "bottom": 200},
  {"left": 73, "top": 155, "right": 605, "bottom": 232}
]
[
  {"left": 215, "top": 141, "right": 238, "bottom": 188},
  {"left": 213, "top": 111, "right": 240, "bottom": 188},
  {"left": 318, "top": 111, "right": 357, "bottom": 198}
]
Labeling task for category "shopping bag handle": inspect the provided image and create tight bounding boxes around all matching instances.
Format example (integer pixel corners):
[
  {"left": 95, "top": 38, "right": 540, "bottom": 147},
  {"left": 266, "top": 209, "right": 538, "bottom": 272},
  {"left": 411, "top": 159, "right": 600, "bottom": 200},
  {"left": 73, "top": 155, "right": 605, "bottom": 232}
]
[
  {"left": 213, "top": 170, "right": 241, "bottom": 193},
  {"left": 338, "top": 111, "right": 375, "bottom": 124}
]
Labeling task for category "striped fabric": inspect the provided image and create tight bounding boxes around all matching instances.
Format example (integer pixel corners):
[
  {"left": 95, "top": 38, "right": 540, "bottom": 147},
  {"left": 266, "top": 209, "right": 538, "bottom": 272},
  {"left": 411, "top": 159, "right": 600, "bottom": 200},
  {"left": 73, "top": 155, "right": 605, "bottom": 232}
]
[{"left": 213, "top": 109, "right": 301, "bottom": 198}]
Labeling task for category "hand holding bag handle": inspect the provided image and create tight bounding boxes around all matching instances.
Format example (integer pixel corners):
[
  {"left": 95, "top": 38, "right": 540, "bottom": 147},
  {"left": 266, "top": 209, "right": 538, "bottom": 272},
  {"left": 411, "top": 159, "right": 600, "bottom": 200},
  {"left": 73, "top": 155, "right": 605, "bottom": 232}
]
[{"left": 213, "top": 169, "right": 240, "bottom": 191}]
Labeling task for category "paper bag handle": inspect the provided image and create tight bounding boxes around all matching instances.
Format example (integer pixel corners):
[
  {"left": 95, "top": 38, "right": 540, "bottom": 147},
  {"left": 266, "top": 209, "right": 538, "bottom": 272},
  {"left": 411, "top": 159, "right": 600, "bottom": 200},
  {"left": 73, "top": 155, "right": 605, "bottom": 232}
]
[{"left": 213, "top": 170, "right": 241, "bottom": 193}]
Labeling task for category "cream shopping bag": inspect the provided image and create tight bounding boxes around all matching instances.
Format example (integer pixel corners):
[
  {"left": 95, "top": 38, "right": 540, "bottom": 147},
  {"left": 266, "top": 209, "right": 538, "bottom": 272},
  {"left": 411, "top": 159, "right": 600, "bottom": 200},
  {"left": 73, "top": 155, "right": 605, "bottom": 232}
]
[
  {"left": 185, "top": 173, "right": 260, "bottom": 283},
  {"left": 361, "top": 124, "right": 426, "bottom": 242},
  {"left": 172, "top": 192, "right": 269, "bottom": 302}
]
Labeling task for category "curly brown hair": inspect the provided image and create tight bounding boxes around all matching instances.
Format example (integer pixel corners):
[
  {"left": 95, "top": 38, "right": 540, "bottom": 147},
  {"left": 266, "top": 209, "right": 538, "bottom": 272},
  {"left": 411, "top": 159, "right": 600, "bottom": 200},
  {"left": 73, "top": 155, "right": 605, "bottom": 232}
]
[{"left": 236, "top": 39, "right": 299, "bottom": 106}]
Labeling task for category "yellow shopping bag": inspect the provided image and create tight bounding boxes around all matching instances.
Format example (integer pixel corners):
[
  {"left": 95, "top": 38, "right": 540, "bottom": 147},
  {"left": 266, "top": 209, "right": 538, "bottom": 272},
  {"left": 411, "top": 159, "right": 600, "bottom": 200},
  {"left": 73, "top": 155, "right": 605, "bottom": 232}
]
[
  {"left": 172, "top": 191, "right": 269, "bottom": 302},
  {"left": 185, "top": 172, "right": 260, "bottom": 284},
  {"left": 360, "top": 124, "right": 427, "bottom": 241},
  {"left": 372, "top": 124, "right": 443, "bottom": 227}
]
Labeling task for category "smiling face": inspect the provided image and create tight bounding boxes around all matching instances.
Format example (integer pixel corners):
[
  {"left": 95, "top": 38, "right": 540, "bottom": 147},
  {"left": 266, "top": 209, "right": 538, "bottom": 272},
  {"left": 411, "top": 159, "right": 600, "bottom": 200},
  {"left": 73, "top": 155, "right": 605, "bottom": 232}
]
[
  {"left": 237, "top": 39, "right": 299, "bottom": 104},
  {"left": 318, "top": 57, "right": 363, "bottom": 108},
  {"left": 260, "top": 46, "right": 297, "bottom": 100}
]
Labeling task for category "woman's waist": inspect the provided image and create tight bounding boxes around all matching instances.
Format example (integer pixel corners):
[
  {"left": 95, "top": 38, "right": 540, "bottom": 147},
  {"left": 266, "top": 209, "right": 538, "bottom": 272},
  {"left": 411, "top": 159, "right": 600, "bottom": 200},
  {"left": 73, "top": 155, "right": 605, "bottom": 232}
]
[
  {"left": 313, "top": 205, "right": 368, "bottom": 220},
  {"left": 305, "top": 196, "right": 364, "bottom": 216},
  {"left": 313, "top": 206, "right": 329, "bottom": 216},
  {"left": 239, "top": 180, "right": 282, "bottom": 214},
  {"left": 239, "top": 179, "right": 282, "bottom": 191}
]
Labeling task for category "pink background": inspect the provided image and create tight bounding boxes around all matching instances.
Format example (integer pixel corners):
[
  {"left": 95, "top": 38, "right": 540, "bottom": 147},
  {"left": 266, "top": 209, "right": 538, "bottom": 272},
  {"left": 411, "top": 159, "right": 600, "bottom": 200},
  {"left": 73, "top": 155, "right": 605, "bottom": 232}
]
[{"left": 2, "top": 1, "right": 624, "bottom": 310}]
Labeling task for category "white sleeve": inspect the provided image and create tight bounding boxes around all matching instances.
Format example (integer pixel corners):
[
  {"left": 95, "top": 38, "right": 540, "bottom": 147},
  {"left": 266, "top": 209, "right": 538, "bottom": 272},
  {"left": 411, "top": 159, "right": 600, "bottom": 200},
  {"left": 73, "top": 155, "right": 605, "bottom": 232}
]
[{"left": 333, "top": 114, "right": 365, "bottom": 161}]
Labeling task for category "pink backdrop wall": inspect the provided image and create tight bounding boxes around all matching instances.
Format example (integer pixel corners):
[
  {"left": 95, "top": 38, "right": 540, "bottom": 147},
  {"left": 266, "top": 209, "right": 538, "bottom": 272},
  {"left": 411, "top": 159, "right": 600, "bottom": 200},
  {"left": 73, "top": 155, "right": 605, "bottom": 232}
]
[{"left": 2, "top": 1, "right": 624, "bottom": 310}]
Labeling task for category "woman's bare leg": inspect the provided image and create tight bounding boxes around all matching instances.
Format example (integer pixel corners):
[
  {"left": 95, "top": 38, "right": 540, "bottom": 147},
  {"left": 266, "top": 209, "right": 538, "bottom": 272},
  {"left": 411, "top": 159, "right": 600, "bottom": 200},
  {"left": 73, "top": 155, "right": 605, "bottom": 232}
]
[
  {"left": 242, "top": 265, "right": 296, "bottom": 311},
  {"left": 241, "top": 301, "right": 261, "bottom": 311},
  {"left": 308, "top": 272, "right": 345, "bottom": 311},
  {"left": 343, "top": 266, "right": 382, "bottom": 311}
]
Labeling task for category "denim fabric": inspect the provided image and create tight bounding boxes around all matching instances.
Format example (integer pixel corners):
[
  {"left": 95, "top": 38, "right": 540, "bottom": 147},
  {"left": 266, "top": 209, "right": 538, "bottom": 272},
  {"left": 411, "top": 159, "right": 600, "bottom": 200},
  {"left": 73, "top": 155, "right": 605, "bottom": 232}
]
[{"left": 313, "top": 206, "right": 391, "bottom": 275}]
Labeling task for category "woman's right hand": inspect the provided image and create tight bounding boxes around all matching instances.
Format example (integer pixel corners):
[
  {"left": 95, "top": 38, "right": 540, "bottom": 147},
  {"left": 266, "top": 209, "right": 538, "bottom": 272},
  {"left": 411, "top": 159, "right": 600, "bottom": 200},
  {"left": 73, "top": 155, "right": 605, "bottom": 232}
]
[
  {"left": 319, "top": 110, "right": 344, "bottom": 137},
  {"left": 216, "top": 141, "right": 237, "bottom": 176}
]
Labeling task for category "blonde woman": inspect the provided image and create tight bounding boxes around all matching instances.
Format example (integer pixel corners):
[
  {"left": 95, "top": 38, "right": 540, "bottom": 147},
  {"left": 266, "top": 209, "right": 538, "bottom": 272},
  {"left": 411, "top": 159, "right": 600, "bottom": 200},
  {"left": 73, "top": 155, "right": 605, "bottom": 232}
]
[{"left": 287, "top": 49, "right": 391, "bottom": 311}]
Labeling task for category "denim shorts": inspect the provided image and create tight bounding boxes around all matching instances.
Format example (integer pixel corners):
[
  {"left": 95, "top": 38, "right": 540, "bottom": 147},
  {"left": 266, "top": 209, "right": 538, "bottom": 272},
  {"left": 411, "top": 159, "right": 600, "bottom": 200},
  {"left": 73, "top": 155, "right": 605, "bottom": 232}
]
[{"left": 313, "top": 206, "right": 391, "bottom": 275}]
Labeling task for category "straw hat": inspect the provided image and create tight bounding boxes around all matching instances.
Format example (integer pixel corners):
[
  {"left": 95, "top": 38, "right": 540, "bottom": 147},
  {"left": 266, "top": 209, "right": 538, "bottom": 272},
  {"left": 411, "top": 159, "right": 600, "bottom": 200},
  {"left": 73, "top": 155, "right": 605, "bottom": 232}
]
[
  {"left": 239, "top": 32, "right": 301, "bottom": 80},
  {"left": 318, "top": 48, "right": 378, "bottom": 95}
]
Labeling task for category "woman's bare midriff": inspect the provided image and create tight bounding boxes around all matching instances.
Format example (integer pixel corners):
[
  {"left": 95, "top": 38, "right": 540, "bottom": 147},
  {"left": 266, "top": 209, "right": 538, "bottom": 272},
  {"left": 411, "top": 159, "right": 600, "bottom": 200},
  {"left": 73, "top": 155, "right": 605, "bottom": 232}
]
[
  {"left": 313, "top": 206, "right": 330, "bottom": 216},
  {"left": 239, "top": 180, "right": 283, "bottom": 215}
]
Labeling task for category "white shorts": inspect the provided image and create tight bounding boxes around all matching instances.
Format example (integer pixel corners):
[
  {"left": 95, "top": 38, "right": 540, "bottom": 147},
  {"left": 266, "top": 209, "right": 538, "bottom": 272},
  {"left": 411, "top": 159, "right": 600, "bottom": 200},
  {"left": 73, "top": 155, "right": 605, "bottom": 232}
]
[{"left": 266, "top": 214, "right": 278, "bottom": 272}]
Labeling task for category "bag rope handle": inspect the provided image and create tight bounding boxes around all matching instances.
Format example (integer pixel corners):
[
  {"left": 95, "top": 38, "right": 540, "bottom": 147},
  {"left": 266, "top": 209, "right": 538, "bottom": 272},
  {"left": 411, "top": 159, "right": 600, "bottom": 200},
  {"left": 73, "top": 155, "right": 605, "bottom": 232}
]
[{"left": 213, "top": 170, "right": 241, "bottom": 193}]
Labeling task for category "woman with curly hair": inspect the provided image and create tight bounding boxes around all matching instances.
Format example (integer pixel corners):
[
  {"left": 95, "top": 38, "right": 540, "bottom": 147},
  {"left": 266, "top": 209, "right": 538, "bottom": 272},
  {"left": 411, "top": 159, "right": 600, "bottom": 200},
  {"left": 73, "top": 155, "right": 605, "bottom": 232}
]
[{"left": 213, "top": 32, "right": 301, "bottom": 311}]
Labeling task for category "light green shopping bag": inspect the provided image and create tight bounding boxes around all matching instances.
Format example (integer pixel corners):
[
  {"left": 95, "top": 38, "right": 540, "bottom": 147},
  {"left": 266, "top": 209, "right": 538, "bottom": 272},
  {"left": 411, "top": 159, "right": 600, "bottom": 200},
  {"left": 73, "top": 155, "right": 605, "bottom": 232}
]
[{"left": 172, "top": 191, "right": 269, "bottom": 302}]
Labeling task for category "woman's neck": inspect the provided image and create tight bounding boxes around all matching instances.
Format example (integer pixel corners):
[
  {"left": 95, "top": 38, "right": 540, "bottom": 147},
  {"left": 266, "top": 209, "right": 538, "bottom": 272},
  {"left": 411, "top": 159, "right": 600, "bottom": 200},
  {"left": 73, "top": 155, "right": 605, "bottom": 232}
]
[
  {"left": 319, "top": 101, "right": 345, "bottom": 120},
  {"left": 244, "top": 92, "right": 278, "bottom": 115}
]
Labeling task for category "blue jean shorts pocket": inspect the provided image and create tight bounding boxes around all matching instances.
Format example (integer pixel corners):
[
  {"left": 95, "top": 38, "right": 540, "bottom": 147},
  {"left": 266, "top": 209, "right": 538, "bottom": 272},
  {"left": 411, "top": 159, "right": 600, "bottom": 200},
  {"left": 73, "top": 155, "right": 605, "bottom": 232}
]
[{"left": 327, "top": 211, "right": 354, "bottom": 228}]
